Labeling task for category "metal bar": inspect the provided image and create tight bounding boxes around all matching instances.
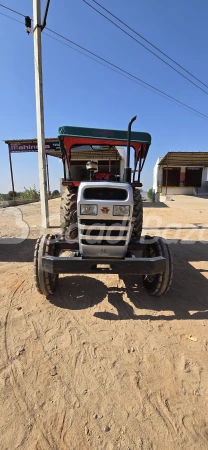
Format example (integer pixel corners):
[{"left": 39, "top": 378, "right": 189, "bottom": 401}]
[
  {"left": 42, "top": 255, "right": 166, "bottom": 275},
  {"left": 109, "top": 146, "right": 111, "bottom": 172},
  {"left": 8, "top": 147, "right": 15, "bottom": 200},
  {"left": 166, "top": 152, "right": 169, "bottom": 195},
  {"left": 133, "top": 150, "right": 136, "bottom": 183},
  {"left": 124, "top": 116, "right": 137, "bottom": 183},
  {"left": 127, "top": 116, "right": 137, "bottom": 167},
  {"left": 54, "top": 239, "right": 147, "bottom": 252},
  {"left": 46, "top": 154, "right": 50, "bottom": 195},
  {"left": 140, "top": 145, "right": 149, "bottom": 172},
  {"left": 80, "top": 235, "right": 128, "bottom": 241},
  {"left": 79, "top": 224, "right": 130, "bottom": 231},
  {"left": 138, "top": 145, "right": 143, "bottom": 183},
  {"left": 41, "top": 0, "right": 51, "bottom": 30},
  {"left": 63, "top": 159, "right": 66, "bottom": 180}
]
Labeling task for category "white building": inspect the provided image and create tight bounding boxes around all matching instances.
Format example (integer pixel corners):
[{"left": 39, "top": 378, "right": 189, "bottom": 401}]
[{"left": 153, "top": 152, "right": 208, "bottom": 198}]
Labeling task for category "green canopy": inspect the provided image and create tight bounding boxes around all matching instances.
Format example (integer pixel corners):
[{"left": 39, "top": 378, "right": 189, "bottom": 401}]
[{"left": 58, "top": 126, "right": 151, "bottom": 145}]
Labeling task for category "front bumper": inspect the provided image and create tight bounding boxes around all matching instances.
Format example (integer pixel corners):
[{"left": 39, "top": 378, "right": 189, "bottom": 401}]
[{"left": 42, "top": 255, "right": 166, "bottom": 275}]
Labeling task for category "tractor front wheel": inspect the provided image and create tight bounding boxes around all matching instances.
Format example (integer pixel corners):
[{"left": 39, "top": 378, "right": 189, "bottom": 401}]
[
  {"left": 142, "top": 236, "right": 173, "bottom": 296},
  {"left": 34, "top": 234, "right": 58, "bottom": 295}
]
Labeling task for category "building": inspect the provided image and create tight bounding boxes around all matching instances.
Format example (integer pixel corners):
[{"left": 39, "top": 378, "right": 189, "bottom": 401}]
[
  {"left": 153, "top": 152, "right": 208, "bottom": 198},
  {"left": 4, "top": 138, "right": 126, "bottom": 198}
]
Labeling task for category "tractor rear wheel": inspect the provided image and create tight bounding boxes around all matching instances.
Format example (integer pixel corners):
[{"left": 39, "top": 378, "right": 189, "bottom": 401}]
[
  {"left": 142, "top": 236, "right": 173, "bottom": 296},
  {"left": 34, "top": 234, "right": 58, "bottom": 295},
  {"left": 60, "top": 186, "right": 78, "bottom": 239},
  {"left": 131, "top": 188, "right": 143, "bottom": 241}
]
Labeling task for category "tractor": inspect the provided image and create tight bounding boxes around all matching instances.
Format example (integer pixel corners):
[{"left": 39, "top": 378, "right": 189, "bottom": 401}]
[{"left": 34, "top": 116, "right": 173, "bottom": 297}]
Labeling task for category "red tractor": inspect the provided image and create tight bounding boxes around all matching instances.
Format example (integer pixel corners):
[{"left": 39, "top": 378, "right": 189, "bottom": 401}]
[{"left": 34, "top": 116, "right": 173, "bottom": 297}]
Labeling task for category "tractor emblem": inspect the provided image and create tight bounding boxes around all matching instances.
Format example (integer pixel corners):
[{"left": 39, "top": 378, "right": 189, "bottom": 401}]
[{"left": 101, "top": 207, "right": 110, "bottom": 214}]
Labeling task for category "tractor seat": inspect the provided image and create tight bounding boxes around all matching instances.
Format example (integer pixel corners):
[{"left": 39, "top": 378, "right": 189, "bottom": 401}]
[{"left": 94, "top": 172, "right": 116, "bottom": 181}]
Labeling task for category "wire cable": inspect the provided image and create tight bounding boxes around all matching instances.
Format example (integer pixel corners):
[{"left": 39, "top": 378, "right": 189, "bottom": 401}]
[
  {"left": 0, "top": 3, "right": 25, "bottom": 18},
  {"left": 0, "top": 5, "right": 208, "bottom": 121},
  {"left": 88, "top": 0, "right": 208, "bottom": 90},
  {"left": 0, "top": 11, "right": 24, "bottom": 24},
  {"left": 43, "top": 31, "right": 207, "bottom": 121},
  {"left": 45, "top": 27, "right": 208, "bottom": 119},
  {"left": 83, "top": 0, "right": 208, "bottom": 95}
]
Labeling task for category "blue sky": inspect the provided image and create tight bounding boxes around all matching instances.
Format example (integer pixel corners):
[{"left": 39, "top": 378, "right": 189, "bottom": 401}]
[{"left": 0, "top": 0, "right": 207, "bottom": 193}]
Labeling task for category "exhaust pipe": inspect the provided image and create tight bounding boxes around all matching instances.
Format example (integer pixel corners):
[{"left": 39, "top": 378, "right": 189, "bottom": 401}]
[{"left": 124, "top": 115, "right": 137, "bottom": 183}]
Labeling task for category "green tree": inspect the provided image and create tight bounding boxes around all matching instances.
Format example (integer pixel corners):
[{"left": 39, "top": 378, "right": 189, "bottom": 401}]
[
  {"left": 19, "top": 186, "right": 40, "bottom": 200},
  {"left": 147, "top": 188, "right": 153, "bottom": 201},
  {"left": 0, "top": 193, "right": 8, "bottom": 200},
  {"left": 7, "top": 191, "right": 17, "bottom": 200},
  {"left": 52, "top": 189, "right": 60, "bottom": 197}
]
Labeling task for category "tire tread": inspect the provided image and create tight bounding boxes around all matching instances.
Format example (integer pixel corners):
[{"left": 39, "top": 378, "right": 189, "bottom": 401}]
[{"left": 131, "top": 189, "right": 143, "bottom": 241}]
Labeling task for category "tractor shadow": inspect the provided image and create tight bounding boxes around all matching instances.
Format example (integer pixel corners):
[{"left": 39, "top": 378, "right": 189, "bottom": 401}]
[
  {"left": 48, "top": 275, "right": 108, "bottom": 310},
  {"left": 1, "top": 238, "right": 207, "bottom": 321},
  {"left": 96, "top": 241, "right": 208, "bottom": 321},
  {"left": 49, "top": 241, "right": 208, "bottom": 321}
]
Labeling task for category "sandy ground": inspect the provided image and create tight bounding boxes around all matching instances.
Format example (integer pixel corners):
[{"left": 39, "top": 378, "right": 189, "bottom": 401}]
[{"left": 0, "top": 195, "right": 208, "bottom": 450}]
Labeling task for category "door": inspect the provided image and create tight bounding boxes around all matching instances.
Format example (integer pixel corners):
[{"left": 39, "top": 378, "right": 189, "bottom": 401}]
[
  {"left": 163, "top": 168, "right": 180, "bottom": 186},
  {"left": 185, "top": 168, "right": 202, "bottom": 187}
]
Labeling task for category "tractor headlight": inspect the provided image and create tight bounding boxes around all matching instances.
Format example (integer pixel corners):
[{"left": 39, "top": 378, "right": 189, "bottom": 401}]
[
  {"left": 80, "top": 204, "right": 98, "bottom": 215},
  {"left": 113, "top": 205, "right": 130, "bottom": 216}
]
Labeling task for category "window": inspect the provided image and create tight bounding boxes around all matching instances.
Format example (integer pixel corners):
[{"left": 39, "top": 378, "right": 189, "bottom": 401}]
[{"left": 162, "top": 168, "right": 180, "bottom": 186}]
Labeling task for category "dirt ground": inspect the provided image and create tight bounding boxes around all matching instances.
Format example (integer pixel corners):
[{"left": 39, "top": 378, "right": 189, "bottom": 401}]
[{"left": 0, "top": 195, "right": 208, "bottom": 450}]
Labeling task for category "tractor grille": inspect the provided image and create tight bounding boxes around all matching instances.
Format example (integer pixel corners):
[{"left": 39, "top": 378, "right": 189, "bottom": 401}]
[
  {"left": 79, "top": 219, "right": 130, "bottom": 246},
  {"left": 80, "top": 219, "right": 130, "bottom": 226},
  {"left": 81, "top": 239, "right": 126, "bottom": 246},
  {"left": 83, "top": 187, "right": 128, "bottom": 201},
  {"left": 81, "top": 229, "right": 128, "bottom": 237}
]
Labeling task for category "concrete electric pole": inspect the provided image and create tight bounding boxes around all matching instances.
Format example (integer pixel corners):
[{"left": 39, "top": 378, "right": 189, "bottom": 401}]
[{"left": 33, "top": 0, "right": 49, "bottom": 228}]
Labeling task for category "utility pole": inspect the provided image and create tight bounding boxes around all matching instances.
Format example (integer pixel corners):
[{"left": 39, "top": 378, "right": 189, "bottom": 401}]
[{"left": 33, "top": 0, "right": 49, "bottom": 228}]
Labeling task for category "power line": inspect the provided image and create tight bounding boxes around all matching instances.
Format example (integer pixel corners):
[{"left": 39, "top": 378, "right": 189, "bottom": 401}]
[
  {"left": 1, "top": 9, "right": 179, "bottom": 107},
  {"left": 0, "top": 5, "right": 208, "bottom": 121},
  {"left": 87, "top": 0, "right": 208, "bottom": 90},
  {"left": 0, "top": 3, "right": 25, "bottom": 18},
  {"left": 44, "top": 27, "right": 208, "bottom": 120},
  {"left": 1, "top": 0, "right": 208, "bottom": 94},
  {"left": 0, "top": 11, "right": 24, "bottom": 24},
  {"left": 43, "top": 32, "right": 207, "bottom": 120},
  {"left": 83, "top": 0, "right": 208, "bottom": 96}
]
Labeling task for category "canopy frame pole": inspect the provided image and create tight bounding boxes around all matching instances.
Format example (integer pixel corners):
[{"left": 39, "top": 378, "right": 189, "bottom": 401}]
[
  {"left": 166, "top": 152, "right": 169, "bottom": 195},
  {"left": 46, "top": 154, "right": 50, "bottom": 195},
  {"left": 109, "top": 146, "right": 111, "bottom": 172},
  {"left": 8, "top": 147, "right": 15, "bottom": 200}
]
